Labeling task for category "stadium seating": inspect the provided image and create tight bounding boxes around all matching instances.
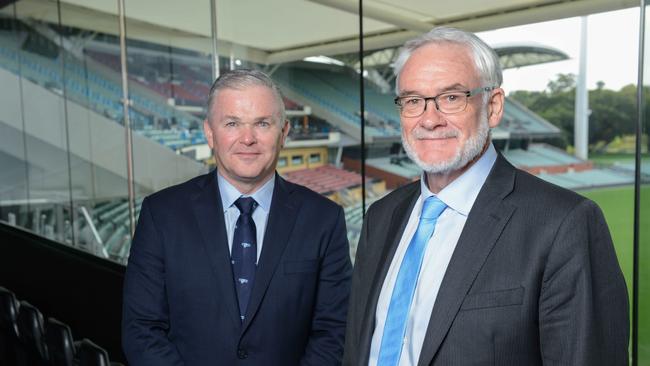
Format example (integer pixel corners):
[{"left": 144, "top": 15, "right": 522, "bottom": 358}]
[
  {"left": 0, "top": 31, "right": 204, "bottom": 150},
  {"left": 77, "top": 338, "right": 112, "bottom": 366},
  {"left": 92, "top": 198, "right": 143, "bottom": 262},
  {"left": 0, "top": 286, "right": 122, "bottom": 366},
  {"left": 85, "top": 49, "right": 212, "bottom": 107},
  {"left": 16, "top": 301, "right": 48, "bottom": 365},
  {"left": 613, "top": 161, "right": 650, "bottom": 180},
  {"left": 0, "top": 286, "right": 20, "bottom": 365},
  {"left": 496, "top": 98, "right": 561, "bottom": 138},
  {"left": 137, "top": 127, "right": 207, "bottom": 149},
  {"left": 502, "top": 143, "right": 583, "bottom": 168},
  {"left": 527, "top": 144, "right": 582, "bottom": 164},
  {"left": 282, "top": 165, "right": 362, "bottom": 195},
  {"left": 45, "top": 318, "right": 76, "bottom": 366},
  {"left": 537, "top": 169, "right": 634, "bottom": 190},
  {"left": 273, "top": 67, "right": 395, "bottom": 138}
]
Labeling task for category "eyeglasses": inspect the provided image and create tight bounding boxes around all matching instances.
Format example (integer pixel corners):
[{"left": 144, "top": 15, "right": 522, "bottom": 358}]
[{"left": 394, "top": 86, "right": 497, "bottom": 117}]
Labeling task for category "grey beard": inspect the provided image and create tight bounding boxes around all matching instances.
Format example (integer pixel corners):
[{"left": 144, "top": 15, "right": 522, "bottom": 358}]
[{"left": 402, "top": 114, "right": 490, "bottom": 175}]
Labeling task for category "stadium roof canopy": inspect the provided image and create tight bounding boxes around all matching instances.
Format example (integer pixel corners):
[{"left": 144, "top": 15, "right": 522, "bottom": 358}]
[
  {"left": 494, "top": 42, "right": 569, "bottom": 69},
  {"left": 3, "top": 0, "right": 636, "bottom": 65},
  {"left": 347, "top": 42, "right": 569, "bottom": 73}
]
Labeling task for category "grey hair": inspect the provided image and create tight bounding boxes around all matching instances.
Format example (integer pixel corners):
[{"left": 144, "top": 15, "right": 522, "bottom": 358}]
[
  {"left": 393, "top": 27, "right": 502, "bottom": 95},
  {"left": 206, "top": 69, "right": 286, "bottom": 123}
]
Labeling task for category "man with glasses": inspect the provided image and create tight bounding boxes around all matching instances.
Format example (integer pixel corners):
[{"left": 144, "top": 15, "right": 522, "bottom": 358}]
[{"left": 343, "top": 27, "right": 628, "bottom": 366}]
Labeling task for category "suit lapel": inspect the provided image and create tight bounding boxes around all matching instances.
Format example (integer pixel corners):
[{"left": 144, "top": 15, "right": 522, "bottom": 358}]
[
  {"left": 417, "top": 155, "right": 517, "bottom": 366},
  {"left": 241, "top": 175, "right": 300, "bottom": 333},
  {"left": 358, "top": 182, "right": 420, "bottom": 366},
  {"left": 190, "top": 171, "right": 241, "bottom": 329}
]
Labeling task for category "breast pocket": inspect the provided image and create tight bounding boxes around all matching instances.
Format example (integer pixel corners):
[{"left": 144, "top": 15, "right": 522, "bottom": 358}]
[
  {"left": 460, "top": 287, "right": 524, "bottom": 311},
  {"left": 283, "top": 259, "right": 320, "bottom": 274}
]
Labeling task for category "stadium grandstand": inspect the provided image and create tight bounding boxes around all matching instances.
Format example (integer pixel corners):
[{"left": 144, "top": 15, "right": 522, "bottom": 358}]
[
  {"left": 353, "top": 142, "right": 634, "bottom": 191},
  {"left": 2, "top": 1, "right": 647, "bottom": 364},
  {"left": 0, "top": 12, "right": 637, "bottom": 264}
]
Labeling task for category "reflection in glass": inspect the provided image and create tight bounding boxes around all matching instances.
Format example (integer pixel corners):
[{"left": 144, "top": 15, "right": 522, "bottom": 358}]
[{"left": 0, "top": 2, "right": 75, "bottom": 246}]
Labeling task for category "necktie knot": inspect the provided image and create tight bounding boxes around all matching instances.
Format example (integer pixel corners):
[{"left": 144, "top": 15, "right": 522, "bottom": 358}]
[
  {"left": 421, "top": 196, "right": 447, "bottom": 220},
  {"left": 235, "top": 197, "right": 257, "bottom": 215}
]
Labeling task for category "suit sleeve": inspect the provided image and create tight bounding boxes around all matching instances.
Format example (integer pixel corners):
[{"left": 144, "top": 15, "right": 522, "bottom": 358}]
[
  {"left": 122, "top": 198, "right": 184, "bottom": 366},
  {"left": 300, "top": 205, "right": 353, "bottom": 366},
  {"left": 539, "top": 199, "right": 629, "bottom": 366}
]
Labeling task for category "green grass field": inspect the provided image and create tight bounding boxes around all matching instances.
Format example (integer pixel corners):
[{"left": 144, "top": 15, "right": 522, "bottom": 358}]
[
  {"left": 580, "top": 185, "right": 650, "bottom": 363},
  {"left": 589, "top": 153, "right": 650, "bottom": 166}
]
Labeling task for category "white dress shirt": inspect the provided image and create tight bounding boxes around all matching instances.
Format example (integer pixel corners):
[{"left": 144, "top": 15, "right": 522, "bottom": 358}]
[
  {"left": 368, "top": 144, "right": 497, "bottom": 366},
  {"left": 217, "top": 173, "right": 275, "bottom": 262}
]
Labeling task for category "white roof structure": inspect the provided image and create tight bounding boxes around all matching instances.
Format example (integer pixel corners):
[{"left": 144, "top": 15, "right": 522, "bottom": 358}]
[
  {"left": 494, "top": 42, "right": 569, "bottom": 69},
  {"left": 3, "top": 0, "right": 637, "bottom": 64}
]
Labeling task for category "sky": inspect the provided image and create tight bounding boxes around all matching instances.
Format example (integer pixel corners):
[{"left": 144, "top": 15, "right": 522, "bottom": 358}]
[{"left": 477, "top": 7, "right": 640, "bottom": 93}]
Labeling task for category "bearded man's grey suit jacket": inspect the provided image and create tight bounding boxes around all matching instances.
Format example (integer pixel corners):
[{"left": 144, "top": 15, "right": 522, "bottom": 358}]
[{"left": 343, "top": 152, "right": 629, "bottom": 366}]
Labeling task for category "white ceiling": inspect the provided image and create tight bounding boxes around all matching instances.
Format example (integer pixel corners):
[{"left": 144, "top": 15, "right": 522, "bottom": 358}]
[{"left": 2, "top": 0, "right": 639, "bottom": 64}]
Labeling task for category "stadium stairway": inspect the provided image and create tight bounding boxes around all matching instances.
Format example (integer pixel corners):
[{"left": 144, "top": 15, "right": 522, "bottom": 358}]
[{"left": 2, "top": 197, "right": 143, "bottom": 264}]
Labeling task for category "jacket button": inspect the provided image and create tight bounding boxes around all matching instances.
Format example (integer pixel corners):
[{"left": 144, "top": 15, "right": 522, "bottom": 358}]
[{"left": 237, "top": 349, "right": 248, "bottom": 359}]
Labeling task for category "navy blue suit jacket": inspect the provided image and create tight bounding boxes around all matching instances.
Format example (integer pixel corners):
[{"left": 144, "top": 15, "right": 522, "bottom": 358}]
[{"left": 122, "top": 172, "right": 352, "bottom": 365}]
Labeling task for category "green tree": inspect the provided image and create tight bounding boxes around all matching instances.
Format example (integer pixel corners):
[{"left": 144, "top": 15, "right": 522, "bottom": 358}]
[
  {"left": 509, "top": 73, "right": 638, "bottom": 149},
  {"left": 589, "top": 84, "right": 636, "bottom": 145}
]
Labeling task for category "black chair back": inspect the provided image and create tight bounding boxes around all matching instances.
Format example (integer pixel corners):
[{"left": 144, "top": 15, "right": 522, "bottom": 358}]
[
  {"left": 45, "top": 318, "right": 75, "bottom": 366},
  {"left": 0, "top": 286, "right": 20, "bottom": 365},
  {"left": 17, "top": 301, "right": 48, "bottom": 365},
  {"left": 77, "top": 338, "right": 110, "bottom": 366}
]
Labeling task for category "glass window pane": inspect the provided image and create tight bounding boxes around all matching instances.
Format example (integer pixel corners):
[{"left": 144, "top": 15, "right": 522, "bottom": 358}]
[
  {"left": 0, "top": 7, "right": 29, "bottom": 230},
  {"left": 217, "top": 1, "right": 362, "bottom": 256},
  {"left": 291, "top": 155, "right": 304, "bottom": 165},
  {"left": 1, "top": 1, "right": 74, "bottom": 246},
  {"left": 117, "top": 0, "right": 213, "bottom": 264},
  {"left": 360, "top": 6, "right": 638, "bottom": 358}
]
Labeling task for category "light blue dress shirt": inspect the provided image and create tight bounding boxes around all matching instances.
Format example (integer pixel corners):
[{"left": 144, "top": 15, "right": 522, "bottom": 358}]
[
  {"left": 217, "top": 173, "right": 275, "bottom": 262},
  {"left": 369, "top": 144, "right": 497, "bottom": 366}
]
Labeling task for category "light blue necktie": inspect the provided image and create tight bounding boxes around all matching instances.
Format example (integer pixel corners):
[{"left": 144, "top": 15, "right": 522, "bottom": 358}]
[{"left": 377, "top": 196, "right": 447, "bottom": 366}]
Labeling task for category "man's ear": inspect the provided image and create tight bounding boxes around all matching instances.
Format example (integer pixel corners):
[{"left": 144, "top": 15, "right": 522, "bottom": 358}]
[
  {"left": 203, "top": 119, "right": 214, "bottom": 149},
  {"left": 280, "top": 119, "right": 290, "bottom": 148},
  {"left": 487, "top": 88, "right": 505, "bottom": 129}
]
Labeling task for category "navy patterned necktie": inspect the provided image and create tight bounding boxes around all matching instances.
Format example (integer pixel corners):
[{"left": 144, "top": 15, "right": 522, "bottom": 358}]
[{"left": 232, "top": 197, "right": 258, "bottom": 322}]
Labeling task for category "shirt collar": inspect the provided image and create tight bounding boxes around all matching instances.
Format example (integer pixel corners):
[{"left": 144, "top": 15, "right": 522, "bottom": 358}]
[
  {"left": 420, "top": 143, "right": 497, "bottom": 216},
  {"left": 217, "top": 172, "right": 275, "bottom": 213}
]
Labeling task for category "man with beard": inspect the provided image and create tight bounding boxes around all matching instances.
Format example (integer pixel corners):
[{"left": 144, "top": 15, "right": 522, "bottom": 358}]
[{"left": 343, "top": 27, "right": 628, "bottom": 366}]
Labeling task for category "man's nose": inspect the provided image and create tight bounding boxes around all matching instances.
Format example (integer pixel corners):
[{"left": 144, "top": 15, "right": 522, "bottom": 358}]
[
  {"left": 419, "top": 99, "right": 445, "bottom": 128},
  {"left": 240, "top": 125, "right": 257, "bottom": 145}
]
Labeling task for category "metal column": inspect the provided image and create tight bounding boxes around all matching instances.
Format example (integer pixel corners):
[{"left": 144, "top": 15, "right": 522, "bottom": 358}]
[
  {"left": 117, "top": 0, "right": 136, "bottom": 236},
  {"left": 574, "top": 16, "right": 589, "bottom": 160},
  {"left": 210, "top": 0, "right": 220, "bottom": 80}
]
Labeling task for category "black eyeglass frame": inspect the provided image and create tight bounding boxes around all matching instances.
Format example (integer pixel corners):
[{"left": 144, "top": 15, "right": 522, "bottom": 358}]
[{"left": 394, "top": 86, "right": 498, "bottom": 116}]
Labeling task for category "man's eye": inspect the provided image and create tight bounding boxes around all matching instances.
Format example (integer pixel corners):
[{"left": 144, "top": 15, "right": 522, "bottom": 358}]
[
  {"left": 444, "top": 94, "right": 462, "bottom": 103},
  {"left": 225, "top": 121, "right": 237, "bottom": 127},
  {"left": 403, "top": 97, "right": 422, "bottom": 106},
  {"left": 257, "top": 121, "right": 271, "bottom": 127}
]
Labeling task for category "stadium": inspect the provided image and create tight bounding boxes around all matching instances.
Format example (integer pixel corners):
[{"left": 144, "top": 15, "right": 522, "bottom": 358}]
[{"left": 0, "top": 0, "right": 648, "bottom": 364}]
